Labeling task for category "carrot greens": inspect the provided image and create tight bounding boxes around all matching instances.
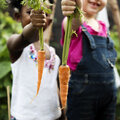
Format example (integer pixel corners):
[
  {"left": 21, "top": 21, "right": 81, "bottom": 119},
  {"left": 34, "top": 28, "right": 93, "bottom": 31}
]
[{"left": 62, "top": 6, "right": 83, "bottom": 65}]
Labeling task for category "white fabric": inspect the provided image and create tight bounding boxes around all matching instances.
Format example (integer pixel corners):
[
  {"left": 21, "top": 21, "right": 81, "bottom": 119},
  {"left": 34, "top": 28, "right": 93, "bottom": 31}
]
[
  {"left": 114, "top": 67, "right": 120, "bottom": 88},
  {"left": 11, "top": 44, "right": 61, "bottom": 120},
  {"left": 97, "top": 7, "right": 110, "bottom": 28}
]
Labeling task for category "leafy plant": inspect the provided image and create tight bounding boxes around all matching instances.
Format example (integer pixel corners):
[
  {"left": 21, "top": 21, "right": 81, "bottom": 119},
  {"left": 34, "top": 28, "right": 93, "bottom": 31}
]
[
  {"left": 110, "top": 29, "right": 120, "bottom": 120},
  {"left": 1, "top": 0, "right": 7, "bottom": 8},
  {"left": 0, "top": 10, "right": 22, "bottom": 120},
  {"left": 21, "top": 0, "right": 52, "bottom": 13},
  {"left": 110, "top": 30, "right": 120, "bottom": 74}
]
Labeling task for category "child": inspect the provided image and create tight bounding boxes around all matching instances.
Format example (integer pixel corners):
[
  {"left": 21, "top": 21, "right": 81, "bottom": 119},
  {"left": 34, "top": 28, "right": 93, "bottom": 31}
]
[
  {"left": 7, "top": 0, "right": 62, "bottom": 119},
  {"left": 61, "top": 0, "right": 117, "bottom": 120}
]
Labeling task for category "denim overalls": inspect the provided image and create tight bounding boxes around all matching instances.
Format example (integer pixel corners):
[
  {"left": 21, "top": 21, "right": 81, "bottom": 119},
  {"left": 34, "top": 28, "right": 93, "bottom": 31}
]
[{"left": 67, "top": 25, "right": 117, "bottom": 120}]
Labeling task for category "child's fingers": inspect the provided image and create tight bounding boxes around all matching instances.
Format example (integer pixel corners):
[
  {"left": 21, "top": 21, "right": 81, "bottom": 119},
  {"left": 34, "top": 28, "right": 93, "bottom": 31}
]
[
  {"left": 31, "top": 9, "right": 44, "bottom": 14},
  {"left": 33, "top": 23, "right": 46, "bottom": 28},
  {"left": 62, "top": 11, "right": 74, "bottom": 16},
  {"left": 61, "top": 0, "right": 76, "bottom": 6},
  {"left": 30, "top": 13, "right": 46, "bottom": 19},
  {"left": 31, "top": 19, "right": 46, "bottom": 24},
  {"left": 62, "top": 5, "right": 75, "bottom": 16},
  {"left": 32, "top": 22, "right": 46, "bottom": 29},
  {"left": 62, "top": 6, "right": 76, "bottom": 11},
  {"left": 30, "top": 9, "right": 46, "bottom": 29},
  {"left": 61, "top": 0, "right": 76, "bottom": 16},
  {"left": 30, "top": 9, "right": 46, "bottom": 18}
]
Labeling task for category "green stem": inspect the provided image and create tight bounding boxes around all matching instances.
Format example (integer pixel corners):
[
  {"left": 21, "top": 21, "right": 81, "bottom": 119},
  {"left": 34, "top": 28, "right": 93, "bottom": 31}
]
[
  {"left": 39, "top": 27, "right": 44, "bottom": 50},
  {"left": 62, "top": 16, "right": 73, "bottom": 65}
]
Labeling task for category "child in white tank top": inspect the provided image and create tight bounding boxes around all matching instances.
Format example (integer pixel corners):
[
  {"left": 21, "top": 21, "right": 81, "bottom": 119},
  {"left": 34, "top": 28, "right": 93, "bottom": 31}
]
[{"left": 7, "top": 0, "right": 62, "bottom": 119}]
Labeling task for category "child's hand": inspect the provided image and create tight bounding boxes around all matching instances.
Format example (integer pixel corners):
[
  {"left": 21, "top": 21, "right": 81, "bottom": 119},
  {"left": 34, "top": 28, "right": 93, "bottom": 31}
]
[
  {"left": 61, "top": 0, "right": 82, "bottom": 16},
  {"left": 30, "top": 9, "right": 46, "bottom": 29}
]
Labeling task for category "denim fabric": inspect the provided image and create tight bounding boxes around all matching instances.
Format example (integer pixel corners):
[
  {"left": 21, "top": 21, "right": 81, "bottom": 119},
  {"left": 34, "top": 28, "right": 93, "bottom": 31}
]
[{"left": 67, "top": 25, "right": 117, "bottom": 120}]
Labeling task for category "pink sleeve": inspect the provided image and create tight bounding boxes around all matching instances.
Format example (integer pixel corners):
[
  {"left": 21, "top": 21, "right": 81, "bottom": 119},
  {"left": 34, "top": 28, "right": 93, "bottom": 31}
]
[
  {"left": 60, "top": 20, "right": 65, "bottom": 46},
  {"left": 98, "top": 21, "right": 107, "bottom": 37}
]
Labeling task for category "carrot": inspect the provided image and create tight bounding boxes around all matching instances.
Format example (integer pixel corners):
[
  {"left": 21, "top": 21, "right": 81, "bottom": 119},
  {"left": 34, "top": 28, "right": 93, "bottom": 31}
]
[
  {"left": 59, "top": 65, "right": 70, "bottom": 108},
  {"left": 37, "top": 50, "right": 45, "bottom": 96},
  {"left": 59, "top": 15, "right": 72, "bottom": 109},
  {"left": 59, "top": 6, "right": 83, "bottom": 109},
  {"left": 21, "top": 0, "right": 52, "bottom": 96},
  {"left": 35, "top": 27, "right": 45, "bottom": 96}
]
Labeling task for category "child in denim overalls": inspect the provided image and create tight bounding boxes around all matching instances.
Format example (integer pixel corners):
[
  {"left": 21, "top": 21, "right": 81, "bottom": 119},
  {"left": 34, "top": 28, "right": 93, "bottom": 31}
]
[{"left": 61, "top": 0, "right": 117, "bottom": 120}]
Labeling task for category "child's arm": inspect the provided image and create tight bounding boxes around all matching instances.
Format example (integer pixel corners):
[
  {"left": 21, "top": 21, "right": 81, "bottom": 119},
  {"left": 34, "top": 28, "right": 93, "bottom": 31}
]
[
  {"left": 61, "top": 0, "right": 83, "bottom": 31},
  {"left": 7, "top": 10, "right": 50, "bottom": 63}
]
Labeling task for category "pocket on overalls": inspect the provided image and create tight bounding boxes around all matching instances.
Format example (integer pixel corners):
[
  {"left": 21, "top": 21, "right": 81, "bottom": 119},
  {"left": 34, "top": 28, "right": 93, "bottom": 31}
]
[
  {"left": 106, "top": 48, "right": 117, "bottom": 68},
  {"left": 92, "top": 47, "right": 117, "bottom": 69}
]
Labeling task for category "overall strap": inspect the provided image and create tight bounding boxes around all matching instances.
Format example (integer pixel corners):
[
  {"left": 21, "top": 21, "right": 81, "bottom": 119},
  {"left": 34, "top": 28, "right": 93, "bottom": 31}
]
[
  {"left": 81, "top": 25, "right": 96, "bottom": 50},
  {"left": 107, "top": 31, "right": 114, "bottom": 49}
]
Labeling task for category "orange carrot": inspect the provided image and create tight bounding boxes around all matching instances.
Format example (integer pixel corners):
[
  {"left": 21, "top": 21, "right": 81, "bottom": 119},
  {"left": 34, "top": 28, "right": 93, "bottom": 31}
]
[
  {"left": 21, "top": 0, "right": 52, "bottom": 98},
  {"left": 59, "top": 65, "right": 70, "bottom": 108},
  {"left": 59, "top": 7, "right": 82, "bottom": 109},
  {"left": 37, "top": 50, "right": 45, "bottom": 96}
]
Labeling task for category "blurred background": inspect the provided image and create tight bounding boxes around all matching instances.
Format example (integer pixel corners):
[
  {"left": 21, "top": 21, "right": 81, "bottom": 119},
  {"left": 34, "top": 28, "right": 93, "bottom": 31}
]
[{"left": 0, "top": 0, "right": 120, "bottom": 120}]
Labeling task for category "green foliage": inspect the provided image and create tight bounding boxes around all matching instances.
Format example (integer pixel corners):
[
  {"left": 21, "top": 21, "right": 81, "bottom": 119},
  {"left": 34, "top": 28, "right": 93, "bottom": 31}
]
[
  {"left": 21, "top": 0, "right": 52, "bottom": 13},
  {"left": 0, "top": 61, "right": 11, "bottom": 79},
  {"left": 110, "top": 30, "right": 120, "bottom": 120},
  {"left": 1, "top": 0, "right": 7, "bottom": 9},
  {"left": 110, "top": 30, "right": 120, "bottom": 74},
  {"left": 0, "top": 10, "right": 22, "bottom": 120}
]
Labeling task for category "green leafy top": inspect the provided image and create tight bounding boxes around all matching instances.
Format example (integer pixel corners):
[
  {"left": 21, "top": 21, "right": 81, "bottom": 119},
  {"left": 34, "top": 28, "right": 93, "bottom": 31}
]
[
  {"left": 62, "top": 7, "right": 83, "bottom": 65},
  {"left": 21, "top": 0, "right": 52, "bottom": 14}
]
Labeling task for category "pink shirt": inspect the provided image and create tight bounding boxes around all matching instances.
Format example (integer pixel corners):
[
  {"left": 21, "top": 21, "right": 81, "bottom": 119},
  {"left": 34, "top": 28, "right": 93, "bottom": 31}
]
[{"left": 61, "top": 20, "right": 107, "bottom": 71}]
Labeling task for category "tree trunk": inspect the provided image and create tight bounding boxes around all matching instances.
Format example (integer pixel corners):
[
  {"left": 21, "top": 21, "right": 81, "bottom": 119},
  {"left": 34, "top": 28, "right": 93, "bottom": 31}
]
[
  {"left": 108, "top": 0, "right": 120, "bottom": 41},
  {"left": 51, "top": 0, "right": 64, "bottom": 59}
]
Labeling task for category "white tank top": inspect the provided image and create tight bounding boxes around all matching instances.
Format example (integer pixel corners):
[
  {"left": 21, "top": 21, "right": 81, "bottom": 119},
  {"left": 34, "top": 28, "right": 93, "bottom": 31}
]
[{"left": 11, "top": 44, "right": 61, "bottom": 120}]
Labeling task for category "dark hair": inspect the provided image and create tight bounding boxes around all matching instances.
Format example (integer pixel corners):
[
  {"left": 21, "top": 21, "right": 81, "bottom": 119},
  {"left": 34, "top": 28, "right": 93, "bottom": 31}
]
[
  {"left": 49, "top": 0, "right": 54, "bottom": 4},
  {"left": 7, "top": 0, "right": 23, "bottom": 17}
]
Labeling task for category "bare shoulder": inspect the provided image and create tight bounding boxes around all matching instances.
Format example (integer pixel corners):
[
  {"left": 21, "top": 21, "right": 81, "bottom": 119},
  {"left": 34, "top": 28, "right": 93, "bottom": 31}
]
[
  {"left": 7, "top": 34, "right": 20, "bottom": 51},
  {"left": 7, "top": 34, "right": 23, "bottom": 63}
]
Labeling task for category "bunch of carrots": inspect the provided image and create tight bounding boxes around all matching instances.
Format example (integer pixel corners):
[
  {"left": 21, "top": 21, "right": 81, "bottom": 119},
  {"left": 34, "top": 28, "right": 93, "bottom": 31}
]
[
  {"left": 22, "top": 0, "right": 52, "bottom": 96},
  {"left": 59, "top": 7, "right": 83, "bottom": 109}
]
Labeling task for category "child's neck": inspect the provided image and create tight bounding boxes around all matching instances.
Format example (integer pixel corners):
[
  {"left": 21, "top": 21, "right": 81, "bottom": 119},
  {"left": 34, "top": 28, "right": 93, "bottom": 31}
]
[{"left": 85, "top": 16, "right": 99, "bottom": 32}]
